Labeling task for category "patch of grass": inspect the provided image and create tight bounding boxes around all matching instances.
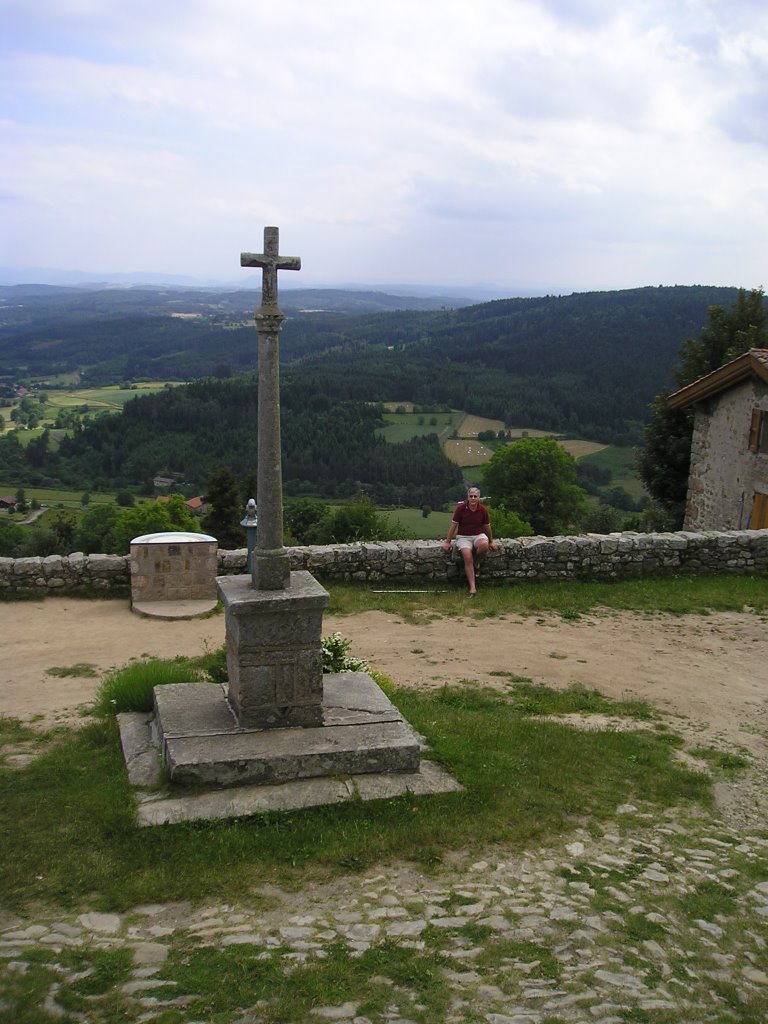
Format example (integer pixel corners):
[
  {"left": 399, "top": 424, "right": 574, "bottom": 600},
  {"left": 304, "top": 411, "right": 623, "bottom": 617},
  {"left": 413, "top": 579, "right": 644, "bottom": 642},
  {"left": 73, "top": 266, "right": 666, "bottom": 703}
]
[
  {"left": 0, "top": 957, "right": 61, "bottom": 1024},
  {"left": 474, "top": 938, "right": 561, "bottom": 980},
  {"left": 504, "top": 681, "right": 657, "bottom": 720},
  {"left": 0, "top": 683, "right": 711, "bottom": 913},
  {"left": 151, "top": 938, "right": 450, "bottom": 1023},
  {"left": 688, "top": 746, "right": 750, "bottom": 777},
  {"left": 60, "top": 946, "right": 134, "bottom": 996},
  {"left": 93, "top": 656, "right": 209, "bottom": 715},
  {"left": 10, "top": 946, "right": 138, "bottom": 1021},
  {"left": 679, "top": 879, "right": 738, "bottom": 921},
  {"left": 489, "top": 671, "right": 533, "bottom": 683},
  {"left": 0, "top": 717, "right": 40, "bottom": 744},
  {"left": 45, "top": 662, "right": 99, "bottom": 678},
  {"left": 622, "top": 911, "right": 668, "bottom": 942},
  {"left": 380, "top": 506, "right": 453, "bottom": 539},
  {"left": 323, "top": 574, "right": 768, "bottom": 618}
]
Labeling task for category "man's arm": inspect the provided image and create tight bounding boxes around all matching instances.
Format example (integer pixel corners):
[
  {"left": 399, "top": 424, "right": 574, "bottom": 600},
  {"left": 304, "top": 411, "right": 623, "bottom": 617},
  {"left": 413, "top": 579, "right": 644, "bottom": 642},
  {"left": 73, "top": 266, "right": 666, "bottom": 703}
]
[{"left": 483, "top": 507, "right": 496, "bottom": 547}]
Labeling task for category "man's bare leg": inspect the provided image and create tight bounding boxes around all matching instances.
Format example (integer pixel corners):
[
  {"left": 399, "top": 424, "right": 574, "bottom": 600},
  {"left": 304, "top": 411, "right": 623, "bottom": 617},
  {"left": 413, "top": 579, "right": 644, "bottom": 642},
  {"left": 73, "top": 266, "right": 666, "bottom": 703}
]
[{"left": 460, "top": 546, "right": 477, "bottom": 595}]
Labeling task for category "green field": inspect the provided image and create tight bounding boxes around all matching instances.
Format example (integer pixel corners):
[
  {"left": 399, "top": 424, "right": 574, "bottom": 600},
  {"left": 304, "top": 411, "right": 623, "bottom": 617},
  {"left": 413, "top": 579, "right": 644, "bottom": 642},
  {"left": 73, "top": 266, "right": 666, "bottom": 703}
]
[
  {"left": 380, "top": 506, "right": 453, "bottom": 539},
  {"left": 0, "top": 485, "right": 117, "bottom": 508},
  {"left": 580, "top": 445, "right": 646, "bottom": 500},
  {"left": 46, "top": 383, "right": 177, "bottom": 411},
  {"left": 375, "top": 410, "right": 457, "bottom": 443},
  {"left": 0, "top": 383, "right": 179, "bottom": 438}
]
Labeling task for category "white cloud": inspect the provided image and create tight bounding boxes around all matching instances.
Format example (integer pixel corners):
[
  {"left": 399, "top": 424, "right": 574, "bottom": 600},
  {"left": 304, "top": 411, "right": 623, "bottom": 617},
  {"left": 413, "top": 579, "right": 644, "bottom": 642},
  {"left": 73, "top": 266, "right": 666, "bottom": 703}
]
[{"left": 1, "top": 0, "right": 768, "bottom": 289}]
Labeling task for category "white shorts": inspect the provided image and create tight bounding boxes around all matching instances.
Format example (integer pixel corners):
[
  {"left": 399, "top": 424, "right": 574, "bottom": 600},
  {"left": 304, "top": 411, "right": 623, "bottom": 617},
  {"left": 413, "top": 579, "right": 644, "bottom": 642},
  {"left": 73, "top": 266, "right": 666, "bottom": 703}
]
[{"left": 455, "top": 534, "right": 488, "bottom": 551}]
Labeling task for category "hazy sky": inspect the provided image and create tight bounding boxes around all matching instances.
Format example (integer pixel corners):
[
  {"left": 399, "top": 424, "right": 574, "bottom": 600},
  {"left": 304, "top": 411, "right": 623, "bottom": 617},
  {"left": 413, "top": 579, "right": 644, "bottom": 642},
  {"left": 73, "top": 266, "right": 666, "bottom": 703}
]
[{"left": 2, "top": 0, "right": 768, "bottom": 293}]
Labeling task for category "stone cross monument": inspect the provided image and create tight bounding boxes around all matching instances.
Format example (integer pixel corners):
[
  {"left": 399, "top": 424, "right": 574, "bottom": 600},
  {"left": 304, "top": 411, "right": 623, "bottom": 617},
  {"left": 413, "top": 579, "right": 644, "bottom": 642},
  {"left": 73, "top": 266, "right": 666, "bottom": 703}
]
[
  {"left": 129, "top": 224, "right": 448, "bottom": 823},
  {"left": 240, "top": 226, "right": 300, "bottom": 591},
  {"left": 215, "top": 226, "right": 329, "bottom": 729}
]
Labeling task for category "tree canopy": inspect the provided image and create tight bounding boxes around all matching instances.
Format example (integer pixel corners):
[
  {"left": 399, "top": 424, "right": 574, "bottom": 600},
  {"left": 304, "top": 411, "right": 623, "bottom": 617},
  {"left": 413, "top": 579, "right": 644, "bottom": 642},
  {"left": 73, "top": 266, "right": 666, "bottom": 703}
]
[
  {"left": 481, "top": 437, "right": 586, "bottom": 536},
  {"left": 638, "top": 288, "right": 767, "bottom": 527}
]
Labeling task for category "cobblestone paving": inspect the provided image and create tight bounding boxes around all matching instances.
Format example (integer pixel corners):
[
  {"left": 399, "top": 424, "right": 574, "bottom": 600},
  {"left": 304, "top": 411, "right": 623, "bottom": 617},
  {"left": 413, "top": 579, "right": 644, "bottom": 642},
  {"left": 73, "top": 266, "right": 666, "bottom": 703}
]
[{"left": 2, "top": 805, "right": 767, "bottom": 1023}]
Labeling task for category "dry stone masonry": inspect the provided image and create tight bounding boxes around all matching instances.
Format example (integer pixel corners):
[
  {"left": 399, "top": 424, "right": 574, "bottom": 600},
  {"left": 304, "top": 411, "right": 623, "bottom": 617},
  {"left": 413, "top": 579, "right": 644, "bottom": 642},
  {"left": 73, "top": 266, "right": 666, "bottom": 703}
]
[{"left": 1, "top": 530, "right": 766, "bottom": 597}]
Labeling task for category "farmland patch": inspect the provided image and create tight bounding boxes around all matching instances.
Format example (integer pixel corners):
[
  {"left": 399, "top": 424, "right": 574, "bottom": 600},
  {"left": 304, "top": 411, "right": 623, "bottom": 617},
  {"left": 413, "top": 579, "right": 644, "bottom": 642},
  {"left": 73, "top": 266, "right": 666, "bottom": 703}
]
[
  {"left": 559, "top": 440, "right": 607, "bottom": 458},
  {"left": 457, "top": 414, "right": 506, "bottom": 436},
  {"left": 443, "top": 438, "right": 494, "bottom": 467}
]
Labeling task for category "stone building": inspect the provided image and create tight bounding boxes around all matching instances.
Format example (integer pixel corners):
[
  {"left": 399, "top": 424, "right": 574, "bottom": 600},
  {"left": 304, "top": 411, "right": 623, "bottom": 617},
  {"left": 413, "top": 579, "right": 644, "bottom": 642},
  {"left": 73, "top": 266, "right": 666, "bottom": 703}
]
[{"left": 668, "top": 348, "right": 768, "bottom": 530}]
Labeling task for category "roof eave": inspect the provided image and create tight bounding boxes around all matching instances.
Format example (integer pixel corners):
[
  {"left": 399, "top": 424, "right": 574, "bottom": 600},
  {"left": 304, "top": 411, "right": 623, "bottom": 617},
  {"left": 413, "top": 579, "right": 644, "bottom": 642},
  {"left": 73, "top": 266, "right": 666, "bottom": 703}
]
[{"left": 667, "top": 350, "right": 768, "bottom": 410}]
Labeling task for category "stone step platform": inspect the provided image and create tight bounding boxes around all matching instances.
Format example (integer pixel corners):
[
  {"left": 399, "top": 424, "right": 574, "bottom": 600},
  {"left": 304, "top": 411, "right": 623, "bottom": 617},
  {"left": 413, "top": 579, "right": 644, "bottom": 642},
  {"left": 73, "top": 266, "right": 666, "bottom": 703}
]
[
  {"left": 118, "top": 672, "right": 461, "bottom": 825},
  {"left": 153, "top": 674, "right": 422, "bottom": 788}
]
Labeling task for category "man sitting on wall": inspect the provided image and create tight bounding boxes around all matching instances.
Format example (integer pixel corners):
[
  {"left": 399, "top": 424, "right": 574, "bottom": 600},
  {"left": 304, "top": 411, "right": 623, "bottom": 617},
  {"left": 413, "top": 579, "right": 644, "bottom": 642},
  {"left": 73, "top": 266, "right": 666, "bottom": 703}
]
[{"left": 442, "top": 486, "right": 497, "bottom": 597}]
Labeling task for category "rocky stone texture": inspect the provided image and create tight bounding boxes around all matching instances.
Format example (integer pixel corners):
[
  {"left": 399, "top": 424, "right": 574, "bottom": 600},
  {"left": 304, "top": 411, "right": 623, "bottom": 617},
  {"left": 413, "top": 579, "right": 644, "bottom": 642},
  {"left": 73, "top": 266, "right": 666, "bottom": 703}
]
[
  {"left": 130, "top": 537, "right": 218, "bottom": 603},
  {"left": 686, "top": 378, "right": 768, "bottom": 530},
  {"left": 2, "top": 809, "right": 766, "bottom": 1022},
  {"left": 1, "top": 529, "right": 766, "bottom": 596}
]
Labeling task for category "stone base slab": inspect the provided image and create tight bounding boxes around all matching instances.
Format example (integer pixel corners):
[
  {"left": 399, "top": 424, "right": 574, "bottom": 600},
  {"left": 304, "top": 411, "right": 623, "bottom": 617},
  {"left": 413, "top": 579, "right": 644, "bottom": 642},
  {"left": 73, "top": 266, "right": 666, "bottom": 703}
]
[
  {"left": 131, "top": 598, "right": 218, "bottom": 620},
  {"left": 152, "top": 673, "right": 420, "bottom": 787},
  {"left": 118, "top": 673, "right": 461, "bottom": 826}
]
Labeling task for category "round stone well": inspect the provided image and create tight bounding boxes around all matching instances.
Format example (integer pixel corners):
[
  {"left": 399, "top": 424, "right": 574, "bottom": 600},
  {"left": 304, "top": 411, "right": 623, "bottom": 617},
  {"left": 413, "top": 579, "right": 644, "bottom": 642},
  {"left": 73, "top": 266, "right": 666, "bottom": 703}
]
[{"left": 130, "top": 531, "right": 218, "bottom": 619}]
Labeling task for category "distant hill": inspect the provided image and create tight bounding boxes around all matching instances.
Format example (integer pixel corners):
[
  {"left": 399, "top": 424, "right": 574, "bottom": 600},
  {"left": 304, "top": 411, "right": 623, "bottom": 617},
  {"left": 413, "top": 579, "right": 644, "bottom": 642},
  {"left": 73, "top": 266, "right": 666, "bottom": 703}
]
[
  {"left": 0, "top": 282, "right": 755, "bottom": 445},
  {"left": 0, "top": 282, "right": 474, "bottom": 318}
]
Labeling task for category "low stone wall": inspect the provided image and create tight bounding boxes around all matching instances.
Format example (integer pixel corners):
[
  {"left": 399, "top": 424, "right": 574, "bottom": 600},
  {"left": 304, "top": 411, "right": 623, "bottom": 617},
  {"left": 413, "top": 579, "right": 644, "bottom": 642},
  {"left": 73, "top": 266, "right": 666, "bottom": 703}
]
[{"left": 1, "top": 530, "right": 766, "bottom": 597}]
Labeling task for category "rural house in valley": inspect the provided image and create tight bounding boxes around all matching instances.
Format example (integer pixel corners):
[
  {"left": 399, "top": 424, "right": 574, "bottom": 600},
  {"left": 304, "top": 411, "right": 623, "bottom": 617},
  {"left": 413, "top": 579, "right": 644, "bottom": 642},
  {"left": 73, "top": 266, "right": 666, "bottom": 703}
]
[{"left": 668, "top": 349, "right": 768, "bottom": 530}]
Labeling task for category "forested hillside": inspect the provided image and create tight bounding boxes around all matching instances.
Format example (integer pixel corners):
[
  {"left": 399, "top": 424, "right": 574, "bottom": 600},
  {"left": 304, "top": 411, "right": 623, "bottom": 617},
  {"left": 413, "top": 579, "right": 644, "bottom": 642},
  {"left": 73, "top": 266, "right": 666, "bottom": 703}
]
[
  {"left": 2, "top": 284, "right": 760, "bottom": 500},
  {"left": 1, "top": 285, "right": 744, "bottom": 441},
  {"left": 0, "top": 377, "right": 462, "bottom": 505}
]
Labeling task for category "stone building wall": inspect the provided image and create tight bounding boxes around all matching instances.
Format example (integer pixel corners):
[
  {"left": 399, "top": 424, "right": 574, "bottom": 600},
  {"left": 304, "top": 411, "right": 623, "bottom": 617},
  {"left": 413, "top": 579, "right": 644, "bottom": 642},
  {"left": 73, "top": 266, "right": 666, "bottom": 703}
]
[
  {"left": 685, "top": 379, "right": 768, "bottom": 530},
  {"left": 1, "top": 530, "right": 766, "bottom": 597}
]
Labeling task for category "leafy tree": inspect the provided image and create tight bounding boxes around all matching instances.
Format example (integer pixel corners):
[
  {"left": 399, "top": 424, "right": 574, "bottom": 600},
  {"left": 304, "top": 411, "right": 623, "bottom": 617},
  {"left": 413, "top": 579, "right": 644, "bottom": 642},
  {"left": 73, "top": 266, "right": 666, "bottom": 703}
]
[
  {"left": 51, "top": 512, "right": 77, "bottom": 553},
  {"left": 113, "top": 497, "right": 200, "bottom": 554},
  {"left": 284, "top": 498, "right": 328, "bottom": 544},
  {"left": 599, "top": 486, "right": 637, "bottom": 511},
  {"left": 481, "top": 437, "right": 586, "bottom": 535},
  {"left": 115, "top": 490, "right": 134, "bottom": 507},
  {"left": 638, "top": 288, "right": 767, "bottom": 527},
  {"left": 313, "top": 496, "right": 403, "bottom": 544},
  {"left": 77, "top": 504, "right": 121, "bottom": 554},
  {"left": 241, "top": 469, "right": 257, "bottom": 508},
  {"left": 0, "top": 520, "right": 25, "bottom": 557},
  {"left": 581, "top": 505, "right": 624, "bottom": 533},
  {"left": 201, "top": 468, "right": 244, "bottom": 548},
  {"left": 15, "top": 487, "right": 27, "bottom": 513},
  {"left": 487, "top": 504, "right": 534, "bottom": 538}
]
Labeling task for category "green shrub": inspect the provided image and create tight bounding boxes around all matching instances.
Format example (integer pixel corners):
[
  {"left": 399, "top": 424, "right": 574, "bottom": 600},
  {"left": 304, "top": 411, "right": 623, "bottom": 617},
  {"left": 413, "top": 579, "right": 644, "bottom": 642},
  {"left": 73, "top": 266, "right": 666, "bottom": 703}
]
[
  {"left": 93, "top": 658, "right": 207, "bottom": 715},
  {"left": 322, "top": 632, "right": 370, "bottom": 673}
]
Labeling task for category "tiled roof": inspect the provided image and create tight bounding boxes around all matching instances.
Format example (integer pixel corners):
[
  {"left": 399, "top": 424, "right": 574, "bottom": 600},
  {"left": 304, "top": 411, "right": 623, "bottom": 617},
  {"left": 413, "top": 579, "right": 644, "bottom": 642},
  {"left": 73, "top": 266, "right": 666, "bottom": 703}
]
[{"left": 667, "top": 349, "right": 768, "bottom": 409}]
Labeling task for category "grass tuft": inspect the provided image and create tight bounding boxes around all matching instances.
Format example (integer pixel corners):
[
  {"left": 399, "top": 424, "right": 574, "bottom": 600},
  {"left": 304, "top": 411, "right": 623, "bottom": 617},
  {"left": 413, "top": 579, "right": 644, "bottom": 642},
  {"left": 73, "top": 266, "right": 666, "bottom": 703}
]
[
  {"left": 93, "top": 657, "right": 208, "bottom": 715},
  {"left": 45, "top": 662, "right": 99, "bottom": 678},
  {"left": 324, "top": 574, "right": 768, "bottom": 619},
  {"left": 0, "top": 681, "right": 711, "bottom": 912}
]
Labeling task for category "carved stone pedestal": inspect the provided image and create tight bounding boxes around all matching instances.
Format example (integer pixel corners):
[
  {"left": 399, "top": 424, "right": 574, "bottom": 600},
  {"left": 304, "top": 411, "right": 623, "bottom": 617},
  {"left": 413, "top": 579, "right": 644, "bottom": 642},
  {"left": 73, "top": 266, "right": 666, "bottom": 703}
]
[{"left": 217, "top": 570, "right": 329, "bottom": 729}]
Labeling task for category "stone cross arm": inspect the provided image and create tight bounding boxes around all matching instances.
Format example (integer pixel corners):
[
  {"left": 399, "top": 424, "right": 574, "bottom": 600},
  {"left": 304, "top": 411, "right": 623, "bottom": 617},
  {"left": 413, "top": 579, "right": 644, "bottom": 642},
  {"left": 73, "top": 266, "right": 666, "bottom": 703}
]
[{"left": 241, "top": 226, "right": 301, "bottom": 309}]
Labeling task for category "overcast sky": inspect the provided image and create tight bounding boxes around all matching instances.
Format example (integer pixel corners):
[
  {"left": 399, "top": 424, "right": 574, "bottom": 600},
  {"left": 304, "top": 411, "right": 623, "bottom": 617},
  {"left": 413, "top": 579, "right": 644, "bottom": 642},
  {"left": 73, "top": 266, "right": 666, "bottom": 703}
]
[{"left": 2, "top": 0, "right": 768, "bottom": 294}]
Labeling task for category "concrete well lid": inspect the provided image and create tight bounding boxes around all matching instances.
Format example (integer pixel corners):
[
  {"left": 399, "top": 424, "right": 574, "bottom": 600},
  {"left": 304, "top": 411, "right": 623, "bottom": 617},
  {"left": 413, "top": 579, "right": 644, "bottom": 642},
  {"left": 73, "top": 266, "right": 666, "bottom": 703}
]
[{"left": 131, "top": 531, "right": 217, "bottom": 545}]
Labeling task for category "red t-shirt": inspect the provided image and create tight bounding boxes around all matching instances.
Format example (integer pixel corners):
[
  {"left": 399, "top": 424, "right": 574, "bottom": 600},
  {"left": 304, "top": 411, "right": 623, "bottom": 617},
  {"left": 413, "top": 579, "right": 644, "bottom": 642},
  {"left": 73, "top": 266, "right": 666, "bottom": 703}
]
[{"left": 452, "top": 501, "right": 490, "bottom": 536}]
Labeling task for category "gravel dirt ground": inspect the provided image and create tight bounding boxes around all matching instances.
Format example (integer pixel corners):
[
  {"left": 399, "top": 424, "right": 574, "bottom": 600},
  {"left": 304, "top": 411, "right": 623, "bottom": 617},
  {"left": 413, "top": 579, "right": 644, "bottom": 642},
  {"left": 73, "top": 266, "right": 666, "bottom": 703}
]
[{"left": 2, "top": 597, "right": 766, "bottom": 827}]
